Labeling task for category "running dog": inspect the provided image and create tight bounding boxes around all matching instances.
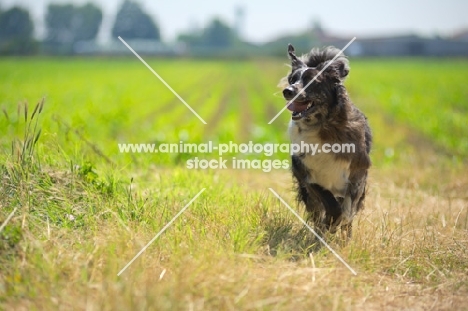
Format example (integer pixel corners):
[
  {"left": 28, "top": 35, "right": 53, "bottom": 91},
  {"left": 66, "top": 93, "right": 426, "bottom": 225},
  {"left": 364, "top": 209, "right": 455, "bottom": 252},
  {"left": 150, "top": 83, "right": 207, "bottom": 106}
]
[{"left": 280, "top": 44, "right": 372, "bottom": 239}]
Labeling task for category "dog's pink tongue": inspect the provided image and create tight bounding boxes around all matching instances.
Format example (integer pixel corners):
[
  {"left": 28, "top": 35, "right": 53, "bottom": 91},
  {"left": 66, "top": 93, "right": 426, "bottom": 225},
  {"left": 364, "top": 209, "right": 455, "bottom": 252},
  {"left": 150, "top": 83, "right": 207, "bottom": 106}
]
[{"left": 287, "top": 101, "right": 308, "bottom": 112}]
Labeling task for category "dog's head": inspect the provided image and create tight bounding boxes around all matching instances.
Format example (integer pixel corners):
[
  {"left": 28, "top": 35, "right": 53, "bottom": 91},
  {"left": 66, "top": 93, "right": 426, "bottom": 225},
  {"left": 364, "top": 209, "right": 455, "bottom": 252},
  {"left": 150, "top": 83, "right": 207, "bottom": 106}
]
[{"left": 281, "top": 44, "right": 350, "bottom": 123}]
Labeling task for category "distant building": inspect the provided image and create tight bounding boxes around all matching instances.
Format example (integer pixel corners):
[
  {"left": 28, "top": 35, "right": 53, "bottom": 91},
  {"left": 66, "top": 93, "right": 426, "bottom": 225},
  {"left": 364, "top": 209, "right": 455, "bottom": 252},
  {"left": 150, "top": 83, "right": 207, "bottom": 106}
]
[
  {"left": 452, "top": 29, "right": 468, "bottom": 41},
  {"left": 313, "top": 29, "right": 468, "bottom": 57}
]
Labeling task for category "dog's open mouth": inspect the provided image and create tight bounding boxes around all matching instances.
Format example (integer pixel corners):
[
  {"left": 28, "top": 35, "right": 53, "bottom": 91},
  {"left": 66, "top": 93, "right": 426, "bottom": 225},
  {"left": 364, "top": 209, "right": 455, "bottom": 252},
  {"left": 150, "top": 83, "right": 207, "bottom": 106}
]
[{"left": 287, "top": 101, "right": 314, "bottom": 120}]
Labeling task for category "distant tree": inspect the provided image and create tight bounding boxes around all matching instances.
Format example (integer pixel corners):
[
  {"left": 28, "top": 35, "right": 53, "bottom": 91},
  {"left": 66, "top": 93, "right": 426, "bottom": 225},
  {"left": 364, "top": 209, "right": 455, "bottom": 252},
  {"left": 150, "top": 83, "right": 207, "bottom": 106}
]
[
  {"left": 0, "top": 7, "right": 33, "bottom": 40},
  {"left": 112, "top": 0, "right": 160, "bottom": 40},
  {"left": 0, "top": 7, "right": 36, "bottom": 54},
  {"left": 74, "top": 3, "right": 103, "bottom": 41},
  {"left": 201, "top": 18, "right": 234, "bottom": 48},
  {"left": 261, "top": 32, "right": 318, "bottom": 57},
  {"left": 45, "top": 4, "right": 76, "bottom": 45},
  {"left": 177, "top": 32, "right": 201, "bottom": 46},
  {"left": 45, "top": 3, "right": 102, "bottom": 53},
  {"left": 178, "top": 18, "right": 236, "bottom": 49}
]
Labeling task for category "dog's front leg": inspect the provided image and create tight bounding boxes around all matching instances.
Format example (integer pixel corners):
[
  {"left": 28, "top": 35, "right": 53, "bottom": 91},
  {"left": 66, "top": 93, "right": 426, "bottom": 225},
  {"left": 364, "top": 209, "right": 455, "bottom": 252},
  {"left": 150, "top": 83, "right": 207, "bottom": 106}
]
[
  {"left": 305, "top": 183, "right": 342, "bottom": 233},
  {"left": 340, "top": 173, "right": 368, "bottom": 240},
  {"left": 291, "top": 155, "right": 343, "bottom": 232},
  {"left": 292, "top": 155, "right": 324, "bottom": 228},
  {"left": 339, "top": 195, "right": 353, "bottom": 241}
]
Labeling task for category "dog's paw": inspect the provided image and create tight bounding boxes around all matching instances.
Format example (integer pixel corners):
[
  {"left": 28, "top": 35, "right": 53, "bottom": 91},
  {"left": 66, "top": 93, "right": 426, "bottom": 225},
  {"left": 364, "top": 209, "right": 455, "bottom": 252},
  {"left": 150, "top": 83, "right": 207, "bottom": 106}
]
[{"left": 324, "top": 214, "right": 343, "bottom": 234}]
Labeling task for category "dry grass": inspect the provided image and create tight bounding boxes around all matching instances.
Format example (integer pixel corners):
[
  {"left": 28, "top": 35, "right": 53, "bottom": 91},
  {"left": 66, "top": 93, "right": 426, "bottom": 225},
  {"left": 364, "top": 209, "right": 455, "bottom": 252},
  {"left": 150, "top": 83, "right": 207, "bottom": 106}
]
[{"left": 1, "top": 157, "right": 467, "bottom": 310}]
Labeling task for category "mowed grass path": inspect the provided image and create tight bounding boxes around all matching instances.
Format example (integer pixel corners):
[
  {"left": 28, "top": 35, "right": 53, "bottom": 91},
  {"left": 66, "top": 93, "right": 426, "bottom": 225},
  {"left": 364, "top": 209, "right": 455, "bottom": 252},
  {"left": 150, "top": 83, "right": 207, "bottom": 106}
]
[{"left": 1, "top": 57, "right": 467, "bottom": 310}]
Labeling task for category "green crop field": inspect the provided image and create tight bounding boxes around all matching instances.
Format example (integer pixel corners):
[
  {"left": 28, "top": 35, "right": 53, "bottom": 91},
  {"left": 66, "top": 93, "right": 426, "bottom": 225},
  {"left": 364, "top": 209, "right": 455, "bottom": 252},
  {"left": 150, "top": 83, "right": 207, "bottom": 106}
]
[{"left": 1, "top": 56, "right": 467, "bottom": 310}]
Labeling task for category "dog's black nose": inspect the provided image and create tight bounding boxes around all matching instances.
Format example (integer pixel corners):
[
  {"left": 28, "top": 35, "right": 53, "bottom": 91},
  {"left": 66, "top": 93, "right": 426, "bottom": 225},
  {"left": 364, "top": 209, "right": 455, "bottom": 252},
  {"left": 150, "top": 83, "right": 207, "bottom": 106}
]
[{"left": 283, "top": 87, "right": 295, "bottom": 99}]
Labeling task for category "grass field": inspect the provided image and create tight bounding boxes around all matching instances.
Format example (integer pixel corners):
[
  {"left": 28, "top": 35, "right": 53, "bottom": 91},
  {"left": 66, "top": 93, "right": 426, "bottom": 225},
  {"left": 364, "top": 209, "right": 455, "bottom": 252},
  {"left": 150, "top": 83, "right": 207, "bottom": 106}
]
[{"left": 1, "top": 56, "right": 468, "bottom": 310}]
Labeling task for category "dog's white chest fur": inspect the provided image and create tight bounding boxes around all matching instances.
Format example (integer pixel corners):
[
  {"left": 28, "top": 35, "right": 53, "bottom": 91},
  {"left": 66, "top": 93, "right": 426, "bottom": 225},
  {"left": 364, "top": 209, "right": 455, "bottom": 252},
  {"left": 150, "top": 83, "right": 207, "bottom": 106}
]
[{"left": 289, "top": 121, "right": 350, "bottom": 197}]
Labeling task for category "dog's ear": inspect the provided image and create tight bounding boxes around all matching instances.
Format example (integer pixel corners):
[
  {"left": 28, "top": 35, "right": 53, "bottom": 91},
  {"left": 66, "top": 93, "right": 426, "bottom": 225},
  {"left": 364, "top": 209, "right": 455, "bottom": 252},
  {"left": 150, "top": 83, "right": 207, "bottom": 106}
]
[
  {"left": 288, "top": 44, "right": 305, "bottom": 70},
  {"left": 333, "top": 59, "right": 350, "bottom": 80},
  {"left": 321, "top": 58, "right": 350, "bottom": 82}
]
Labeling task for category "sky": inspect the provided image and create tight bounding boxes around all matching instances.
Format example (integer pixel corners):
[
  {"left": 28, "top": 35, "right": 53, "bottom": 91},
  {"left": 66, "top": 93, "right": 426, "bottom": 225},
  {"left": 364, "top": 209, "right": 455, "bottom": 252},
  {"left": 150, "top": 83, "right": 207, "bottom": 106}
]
[{"left": 2, "top": 0, "right": 468, "bottom": 43}]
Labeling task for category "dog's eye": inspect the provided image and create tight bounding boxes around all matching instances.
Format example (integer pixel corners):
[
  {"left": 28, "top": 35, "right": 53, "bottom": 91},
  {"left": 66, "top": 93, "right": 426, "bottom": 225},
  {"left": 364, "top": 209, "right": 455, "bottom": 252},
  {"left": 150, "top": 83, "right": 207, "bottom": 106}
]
[
  {"left": 302, "top": 68, "right": 317, "bottom": 84},
  {"left": 288, "top": 72, "right": 301, "bottom": 84},
  {"left": 302, "top": 69, "right": 313, "bottom": 80}
]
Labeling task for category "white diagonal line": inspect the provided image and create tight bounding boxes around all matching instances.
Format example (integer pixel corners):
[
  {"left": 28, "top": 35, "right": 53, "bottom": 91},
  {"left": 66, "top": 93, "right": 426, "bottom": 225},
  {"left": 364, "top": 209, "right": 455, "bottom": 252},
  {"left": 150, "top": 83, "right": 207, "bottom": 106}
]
[
  {"left": 117, "top": 188, "right": 206, "bottom": 276},
  {"left": 118, "top": 36, "right": 207, "bottom": 125},
  {"left": 268, "top": 188, "right": 357, "bottom": 275},
  {"left": 268, "top": 37, "right": 356, "bottom": 124},
  {"left": 0, "top": 207, "right": 18, "bottom": 233}
]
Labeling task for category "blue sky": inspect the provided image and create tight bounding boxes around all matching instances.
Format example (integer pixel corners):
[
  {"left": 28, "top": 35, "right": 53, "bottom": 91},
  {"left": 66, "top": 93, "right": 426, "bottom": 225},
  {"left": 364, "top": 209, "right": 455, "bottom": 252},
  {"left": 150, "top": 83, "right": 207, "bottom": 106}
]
[{"left": 2, "top": 0, "right": 467, "bottom": 42}]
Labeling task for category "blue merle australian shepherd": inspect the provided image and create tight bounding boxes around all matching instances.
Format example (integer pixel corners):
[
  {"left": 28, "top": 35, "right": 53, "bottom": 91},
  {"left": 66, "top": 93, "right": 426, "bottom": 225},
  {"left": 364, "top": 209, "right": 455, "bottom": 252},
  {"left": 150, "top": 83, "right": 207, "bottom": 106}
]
[{"left": 280, "top": 44, "right": 372, "bottom": 240}]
